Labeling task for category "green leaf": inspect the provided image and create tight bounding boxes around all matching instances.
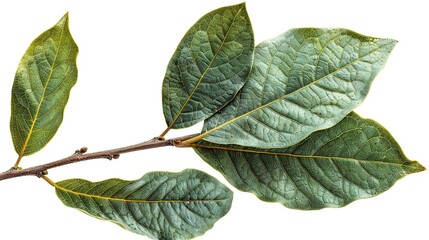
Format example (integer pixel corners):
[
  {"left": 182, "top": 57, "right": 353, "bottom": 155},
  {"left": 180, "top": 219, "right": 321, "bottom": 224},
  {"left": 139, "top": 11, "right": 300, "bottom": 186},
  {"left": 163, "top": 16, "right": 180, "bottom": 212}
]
[
  {"left": 55, "top": 169, "right": 233, "bottom": 240},
  {"left": 191, "top": 29, "right": 396, "bottom": 148},
  {"left": 10, "top": 13, "right": 78, "bottom": 158},
  {"left": 194, "top": 112, "right": 425, "bottom": 210},
  {"left": 162, "top": 3, "right": 254, "bottom": 133}
]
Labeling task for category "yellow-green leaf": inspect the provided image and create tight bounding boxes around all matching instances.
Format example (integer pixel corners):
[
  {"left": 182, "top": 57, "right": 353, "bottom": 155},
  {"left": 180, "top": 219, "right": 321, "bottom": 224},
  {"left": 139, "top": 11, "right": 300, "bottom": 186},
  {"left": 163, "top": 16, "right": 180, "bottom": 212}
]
[
  {"left": 55, "top": 169, "right": 233, "bottom": 240},
  {"left": 10, "top": 13, "right": 78, "bottom": 158}
]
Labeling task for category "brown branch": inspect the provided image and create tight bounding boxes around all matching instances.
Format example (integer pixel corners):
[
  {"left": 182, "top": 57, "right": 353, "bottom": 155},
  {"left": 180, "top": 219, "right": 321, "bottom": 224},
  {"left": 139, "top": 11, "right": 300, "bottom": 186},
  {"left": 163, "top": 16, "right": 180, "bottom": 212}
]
[{"left": 0, "top": 133, "right": 199, "bottom": 181}]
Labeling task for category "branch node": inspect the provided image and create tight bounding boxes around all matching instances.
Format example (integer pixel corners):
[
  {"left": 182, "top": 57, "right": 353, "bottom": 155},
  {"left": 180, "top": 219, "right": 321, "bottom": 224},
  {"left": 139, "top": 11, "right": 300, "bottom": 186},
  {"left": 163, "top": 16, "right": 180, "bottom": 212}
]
[
  {"left": 36, "top": 170, "right": 48, "bottom": 178},
  {"left": 172, "top": 139, "right": 188, "bottom": 147},
  {"left": 9, "top": 166, "right": 22, "bottom": 171},
  {"left": 168, "top": 139, "right": 177, "bottom": 147},
  {"left": 157, "top": 136, "right": 166, "bottom": 141},
  {"left": 106, "top": 153, "right": 120, "bottom": 160}
]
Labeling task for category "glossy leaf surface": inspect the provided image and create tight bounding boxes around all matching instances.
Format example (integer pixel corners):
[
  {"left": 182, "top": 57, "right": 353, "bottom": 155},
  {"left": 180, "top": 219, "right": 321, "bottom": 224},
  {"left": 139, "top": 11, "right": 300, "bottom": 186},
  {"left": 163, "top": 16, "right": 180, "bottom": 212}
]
[
  {"left": 10, "top": 13, "right": 78, "bottom": 157},
  {"left": 162, "top": 3, "right": 254, "bottom": 131},
  {"left": 55, "top": 169, "right": 233, "bottom": 240},
  {"left": 196, "top": 29, "right": 396, "bottom": 148},
  {"left": 194, "top": 113, "right": 424, "bottom": 210}
]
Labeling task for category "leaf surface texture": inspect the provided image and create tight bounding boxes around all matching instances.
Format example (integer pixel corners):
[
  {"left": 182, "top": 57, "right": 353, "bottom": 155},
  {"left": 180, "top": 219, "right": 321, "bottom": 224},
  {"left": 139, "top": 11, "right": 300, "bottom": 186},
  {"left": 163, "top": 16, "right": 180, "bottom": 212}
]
[
  {"left": 199, "top": 29, "right": 396, "bottom": 148},
  {"left": 194, "top": 113, "right": 424, "bottom": 210},
  {"left": 55, "top": 169, "right": 233, "bottom": 240},
  {"left": 162, "top": 3, "right": 254, "bottom": 130},
  {"left": 10, "top": 13, "right": 78, "bottom": 156}
]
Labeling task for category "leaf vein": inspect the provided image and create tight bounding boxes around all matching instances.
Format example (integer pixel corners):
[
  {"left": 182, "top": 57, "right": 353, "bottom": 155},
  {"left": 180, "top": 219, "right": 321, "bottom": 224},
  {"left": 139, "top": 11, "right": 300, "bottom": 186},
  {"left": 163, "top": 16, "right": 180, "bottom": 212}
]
[{"left": 167, "top": 5, "right": 244, "bottom": 129}]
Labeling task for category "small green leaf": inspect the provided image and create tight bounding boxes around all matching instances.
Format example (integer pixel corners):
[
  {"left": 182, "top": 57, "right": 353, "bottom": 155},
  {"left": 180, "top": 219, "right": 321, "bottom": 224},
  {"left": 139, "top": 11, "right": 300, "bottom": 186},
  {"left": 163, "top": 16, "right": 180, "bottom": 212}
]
[
  {"left": 190, "top": 29, "right": 396, "bottom": 148},
  {"left": 162, "top": 3, "right": 254, "bottom": 133},
  {"left": 10, "top": 13, "right": 78, "bottom": 158},
  {"left": 194, "top": 112, "right": 424, "bottom": 210},
  {"left": 55, "top": 169, "right": 233, "bottom": 240}
]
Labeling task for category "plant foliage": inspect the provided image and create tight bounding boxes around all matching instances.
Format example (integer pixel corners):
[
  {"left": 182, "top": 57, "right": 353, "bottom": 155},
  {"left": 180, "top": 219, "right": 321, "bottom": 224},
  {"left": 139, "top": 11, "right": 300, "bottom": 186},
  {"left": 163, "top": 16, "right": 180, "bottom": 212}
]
[
  {"left": 2, "top": 2, "right": 424, "bottom": 240},
  {"left": 197, "top": 28, "right": 396, "bottom": 148},
  {"left": 162, "top": 3, "right": 254, "bottom": 132},
  {"left": 194, "top": 112, "right": 424, "bottom": 209},
  {"left": 10, "top": 13, "right": 78, "bottom": 159},
  {"left": 55, "top": 169, "right": 233, "bottom": 240}
]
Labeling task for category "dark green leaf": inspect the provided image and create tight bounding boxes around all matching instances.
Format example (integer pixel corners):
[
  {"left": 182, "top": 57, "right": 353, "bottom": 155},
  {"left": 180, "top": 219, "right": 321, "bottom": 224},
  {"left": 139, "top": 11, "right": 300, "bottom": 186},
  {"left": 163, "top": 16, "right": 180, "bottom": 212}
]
[
  {"left": 55, "top": 169, "right": 233, "bottom": 240},
  {"left": 194, "top": 112, "right": 424, "bottom": 210},
  {"left": 162, "top": 3, "right": 254, "bottom": 132},
  {"left": 189, "top": 29, "right": 396, "bottom": 148},
  {"left": 10, "top": 13, "right": 78, "bottom": 157}
]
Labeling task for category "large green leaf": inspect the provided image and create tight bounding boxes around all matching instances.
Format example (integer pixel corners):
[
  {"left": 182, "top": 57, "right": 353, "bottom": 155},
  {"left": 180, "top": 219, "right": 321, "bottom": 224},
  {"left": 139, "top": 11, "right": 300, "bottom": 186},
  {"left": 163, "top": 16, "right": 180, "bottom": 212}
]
[
  {"left": 188, "top": 29, "right": 396, "bottom": 148},
  {"left": 55, "top": 169, "right": 233, "bottom": 240},
  {"left": 162, "top": 3, "right": 254, "bottom": 133},
  {"left": 10, "top": 13, "right": 78, "bottom": 158},
  {"left": 194, "top": 112, "right": 425, "bottom": 210}
]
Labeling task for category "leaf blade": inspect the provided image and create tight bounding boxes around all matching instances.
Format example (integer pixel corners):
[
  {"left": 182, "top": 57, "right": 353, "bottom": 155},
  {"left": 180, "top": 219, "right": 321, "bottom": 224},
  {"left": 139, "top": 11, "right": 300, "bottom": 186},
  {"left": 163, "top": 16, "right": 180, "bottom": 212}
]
[
  {"left": 192, "top": 29, "right": 396, "bottom": 148},
  {"left": 55, "top": 169, "right": 233, "bottom": 240},
  {"left": 10, "top": 13, "right": 78, "bottom": 157},
  {"left": 194, "top": 112, "right": 424, "bottom": 210},
  {"left": 162, "top": 3, "right": 254, "bottom": 132}
]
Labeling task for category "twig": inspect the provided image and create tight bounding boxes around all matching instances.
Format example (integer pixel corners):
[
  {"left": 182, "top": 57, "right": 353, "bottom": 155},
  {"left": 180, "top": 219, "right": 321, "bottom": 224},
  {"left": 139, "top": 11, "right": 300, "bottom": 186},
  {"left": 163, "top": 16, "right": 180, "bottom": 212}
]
[{"left": 0, "top": 133, "right": 199, "bottom": 181}]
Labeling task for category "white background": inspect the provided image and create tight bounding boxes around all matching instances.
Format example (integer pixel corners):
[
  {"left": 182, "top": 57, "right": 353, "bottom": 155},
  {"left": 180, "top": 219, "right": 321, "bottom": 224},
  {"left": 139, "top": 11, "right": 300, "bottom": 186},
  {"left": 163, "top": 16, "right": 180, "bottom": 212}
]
[{"left": 0, "top": 0, "right": 428, "bottom": 239}]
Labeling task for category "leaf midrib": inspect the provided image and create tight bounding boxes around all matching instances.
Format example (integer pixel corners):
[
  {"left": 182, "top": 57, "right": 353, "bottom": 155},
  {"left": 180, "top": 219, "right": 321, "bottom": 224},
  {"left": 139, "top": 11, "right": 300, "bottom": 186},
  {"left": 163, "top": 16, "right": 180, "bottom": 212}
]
[
  {"left": 185, "top": 40, "right": 392, "bottom": 144},
  {"left": 166, "top": 5, "right": 244, "bottom": 130},
  {"left": 55, "top": 182, "right": 229, "bottom": 203},
  {"left": 192, "top": 143, "right": 414, "bottom": 169},
  {"left": 18, "top": 25, "right": 66, "bottom": 158}
]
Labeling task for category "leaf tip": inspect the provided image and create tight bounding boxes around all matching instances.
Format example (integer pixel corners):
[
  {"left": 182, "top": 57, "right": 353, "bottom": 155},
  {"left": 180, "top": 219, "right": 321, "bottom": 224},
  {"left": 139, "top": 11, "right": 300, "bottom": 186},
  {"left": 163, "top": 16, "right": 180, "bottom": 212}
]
[
  {"left": 58, "top": 12, "right": 70, "bottom": 27},
  {"left": 235, "top": 2, "right": 247, "bottom": 11},
  {"left": 390, "top": 38, "right": 398, "bottom": 46},
  {"left": 63, "top": 12, "right": 69, "bottom": 19},
  {"left": 403, "top": 160, "right": 426, "bottom": 174}
]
